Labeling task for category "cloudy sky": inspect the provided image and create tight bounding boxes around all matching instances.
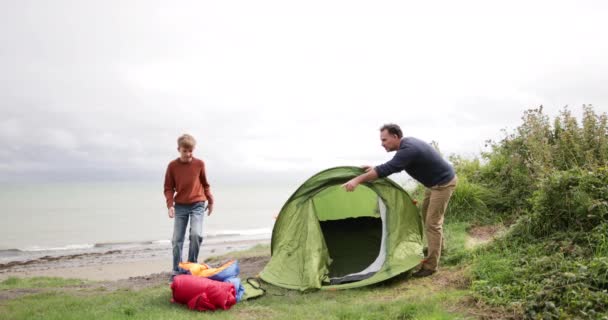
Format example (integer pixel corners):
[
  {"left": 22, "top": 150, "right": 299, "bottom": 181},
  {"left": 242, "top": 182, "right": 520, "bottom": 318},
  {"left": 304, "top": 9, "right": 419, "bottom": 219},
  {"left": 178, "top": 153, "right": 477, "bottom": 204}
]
[{"left": 1, "top": 0, "right": 607, "bottom": 185}]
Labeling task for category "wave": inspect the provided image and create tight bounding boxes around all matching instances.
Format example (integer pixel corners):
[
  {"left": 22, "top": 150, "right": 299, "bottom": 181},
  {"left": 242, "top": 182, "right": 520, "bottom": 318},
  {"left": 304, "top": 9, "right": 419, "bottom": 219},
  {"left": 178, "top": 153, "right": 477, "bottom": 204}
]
[
  {"left": 206, "top": 228, "right": 272, "bottom": 238},
  {"left": 8, "top": 228, "right": 272, "bottom": 253},
  {"left": 94, "top": 241, "right": 156, "bottom": 248},
  {"left": 0, "top": 248, "right": 23, "bottom": 257},
  {"left": 20, "top": 244, "right": 96, "bottom": 252}
]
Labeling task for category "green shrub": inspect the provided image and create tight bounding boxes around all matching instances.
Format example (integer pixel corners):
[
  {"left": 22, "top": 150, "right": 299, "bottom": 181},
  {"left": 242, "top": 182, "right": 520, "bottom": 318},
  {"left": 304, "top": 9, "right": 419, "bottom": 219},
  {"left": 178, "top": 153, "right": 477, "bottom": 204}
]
[
  {"left": 468, "top": 106, "right": 608, "bottom": 319},
  {"left": 525, "top": 167, "right": 608, "bottom": 238},
  {"left": 409, "top": 178, "right": 497, "bottom": 224},
  {"left": 445, "top": 178, "right": 495, "bottom": 223},
  {"left": 477, "top": 106, "right": 608, "bottom": 217}
]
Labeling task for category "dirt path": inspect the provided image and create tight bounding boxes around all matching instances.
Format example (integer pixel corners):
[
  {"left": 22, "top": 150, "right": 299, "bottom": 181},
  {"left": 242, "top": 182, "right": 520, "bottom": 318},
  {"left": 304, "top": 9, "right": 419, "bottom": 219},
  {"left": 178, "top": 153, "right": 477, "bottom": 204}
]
[{"left": 466, "top": 224, "right": 505, "bottom": 249}]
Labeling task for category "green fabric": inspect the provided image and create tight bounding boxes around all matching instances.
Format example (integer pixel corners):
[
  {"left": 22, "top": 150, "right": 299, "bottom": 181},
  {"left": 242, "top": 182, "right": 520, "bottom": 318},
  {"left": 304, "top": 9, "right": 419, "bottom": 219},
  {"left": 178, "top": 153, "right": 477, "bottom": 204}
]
[
  {"left": 313, "top": 185, "right": 379, "bottom": 221},
  {"left": 258, "top": 199, "right": 331, "bottom": 290},
  {"left": 242, "top": 279, "right": 265, "bottom": 300},
  {"left": 259, "top": 166, "right": 423, "bottom": 291}
]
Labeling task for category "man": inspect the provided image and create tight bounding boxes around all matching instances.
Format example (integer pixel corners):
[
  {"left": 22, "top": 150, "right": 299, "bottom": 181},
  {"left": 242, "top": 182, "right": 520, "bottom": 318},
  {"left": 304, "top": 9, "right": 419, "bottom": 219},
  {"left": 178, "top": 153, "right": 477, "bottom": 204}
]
[
  {"left": 342, "top": 124, "right": 457, "bottom": 277},
  {"left": 164, "top": 134, "right": 214, "bottom": 281}
]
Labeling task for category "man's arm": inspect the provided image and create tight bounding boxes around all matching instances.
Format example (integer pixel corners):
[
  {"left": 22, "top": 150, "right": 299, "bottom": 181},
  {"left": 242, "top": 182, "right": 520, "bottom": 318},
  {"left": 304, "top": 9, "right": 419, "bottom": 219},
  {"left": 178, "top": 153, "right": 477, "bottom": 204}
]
[
  {"left": 342, "top": 146, "right": 413, "bottom": 192},
  {"left": 374, "top": 148, "right": 413, "bottom": 179},
  {"left": 342, "top": 168, "right": 379, "bottom": 192}
]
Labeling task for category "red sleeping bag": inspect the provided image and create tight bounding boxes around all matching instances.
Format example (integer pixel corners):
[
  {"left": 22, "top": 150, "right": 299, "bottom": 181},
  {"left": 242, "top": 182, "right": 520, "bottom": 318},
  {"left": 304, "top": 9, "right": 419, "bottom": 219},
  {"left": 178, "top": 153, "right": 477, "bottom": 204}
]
[{"left": 171, "top": 275, "right": 237, "bottom": 311}]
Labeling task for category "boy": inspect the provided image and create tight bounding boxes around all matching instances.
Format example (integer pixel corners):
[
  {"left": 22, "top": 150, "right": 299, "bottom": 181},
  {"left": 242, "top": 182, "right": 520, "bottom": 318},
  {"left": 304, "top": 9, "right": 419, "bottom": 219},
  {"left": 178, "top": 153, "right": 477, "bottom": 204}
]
[{"left": 164, "top": 134, "right": 214, "bottom": 281}]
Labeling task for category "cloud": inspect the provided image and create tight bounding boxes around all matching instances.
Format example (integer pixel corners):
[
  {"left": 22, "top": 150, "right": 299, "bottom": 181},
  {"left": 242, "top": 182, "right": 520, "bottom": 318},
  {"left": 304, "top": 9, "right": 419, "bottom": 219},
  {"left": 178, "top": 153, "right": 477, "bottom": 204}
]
[{"left": 1, "top": 0, "right": 607, "bottom": 184}]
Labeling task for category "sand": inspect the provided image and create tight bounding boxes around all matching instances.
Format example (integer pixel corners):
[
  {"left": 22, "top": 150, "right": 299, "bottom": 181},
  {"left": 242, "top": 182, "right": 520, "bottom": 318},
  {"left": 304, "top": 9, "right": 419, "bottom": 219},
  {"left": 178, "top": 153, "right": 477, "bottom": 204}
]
[{"left": 0, "top": 239, "right": 269, "bottom": 282}]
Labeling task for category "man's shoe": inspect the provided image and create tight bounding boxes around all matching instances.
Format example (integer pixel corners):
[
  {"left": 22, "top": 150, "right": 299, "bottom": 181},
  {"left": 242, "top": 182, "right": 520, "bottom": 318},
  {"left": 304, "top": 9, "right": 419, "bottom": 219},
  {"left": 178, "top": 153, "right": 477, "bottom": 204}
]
[{"left": 412, "top": 268, "right": 436, "bottom": 278}]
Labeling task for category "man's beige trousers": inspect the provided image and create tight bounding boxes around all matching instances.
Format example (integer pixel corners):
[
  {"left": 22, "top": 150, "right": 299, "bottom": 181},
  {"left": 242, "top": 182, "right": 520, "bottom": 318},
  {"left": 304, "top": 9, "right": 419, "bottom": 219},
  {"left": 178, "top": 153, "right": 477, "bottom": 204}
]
[{"left": 420, "top": 176, "right": 458, "bottom": 271}]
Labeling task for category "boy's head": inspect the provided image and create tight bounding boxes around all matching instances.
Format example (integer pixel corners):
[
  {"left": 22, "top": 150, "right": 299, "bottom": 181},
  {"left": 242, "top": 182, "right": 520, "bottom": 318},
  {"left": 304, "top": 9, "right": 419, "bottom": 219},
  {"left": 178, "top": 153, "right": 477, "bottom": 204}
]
[{"left": 177, "top": 134, "right": 196, "bottom": 162}]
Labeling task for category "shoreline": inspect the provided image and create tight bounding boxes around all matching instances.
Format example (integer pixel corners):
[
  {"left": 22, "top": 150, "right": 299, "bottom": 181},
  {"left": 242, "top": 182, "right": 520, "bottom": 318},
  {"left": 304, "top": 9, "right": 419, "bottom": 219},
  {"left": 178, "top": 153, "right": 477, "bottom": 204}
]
[
  {"left": 0, "top": 228, "right": 273, "bottom": 258},
  {"left": 0, "top": 238, "right": 269, "bottom": 281}
]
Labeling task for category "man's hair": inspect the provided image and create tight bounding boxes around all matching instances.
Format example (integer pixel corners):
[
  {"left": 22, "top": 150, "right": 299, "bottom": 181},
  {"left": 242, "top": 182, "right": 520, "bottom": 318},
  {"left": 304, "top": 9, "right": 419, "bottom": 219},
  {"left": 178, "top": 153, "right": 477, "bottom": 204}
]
[
  {"left": 380, "top": 123, "right": 403, "bottom": 138},
  {"left": 177, "top": 134, "right": 196, "bottom": 149}
]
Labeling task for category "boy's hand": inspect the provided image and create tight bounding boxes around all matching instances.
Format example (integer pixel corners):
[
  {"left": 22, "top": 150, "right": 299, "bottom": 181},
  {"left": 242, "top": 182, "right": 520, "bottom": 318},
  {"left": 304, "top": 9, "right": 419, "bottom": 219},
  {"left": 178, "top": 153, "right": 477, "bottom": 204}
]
[
  {"left": 207, "top": 203, "right": 214, "bottom": 216},
  {"left": 168, "top": 207, "right": 175, "bottom": 218}
]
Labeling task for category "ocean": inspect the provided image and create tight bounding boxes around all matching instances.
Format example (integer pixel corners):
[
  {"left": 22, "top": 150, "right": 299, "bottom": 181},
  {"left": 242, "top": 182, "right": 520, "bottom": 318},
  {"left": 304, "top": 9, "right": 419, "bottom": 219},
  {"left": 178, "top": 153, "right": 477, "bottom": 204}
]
[{"left": 0, "top": 183, "right": 294, "bottom": 262}]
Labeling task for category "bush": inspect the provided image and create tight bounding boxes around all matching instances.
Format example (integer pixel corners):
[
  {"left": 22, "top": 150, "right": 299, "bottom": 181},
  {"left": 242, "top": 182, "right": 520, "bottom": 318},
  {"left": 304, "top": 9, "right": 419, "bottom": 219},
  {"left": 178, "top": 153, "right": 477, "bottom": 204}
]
[
  {"left": 409, "top": 177, "right": 497, "bottom": 224},
  {"left": 524, "top": 167, "right": 608, "bottom": 238},
  {"left": 445, "top": 178, "right": 495, "bottom": 223},
  {"left": 477, "top": 106, "right": 608, "bottom": 217},
  {"left": 468, "top": 106, "right": 608, "bottom": 319}
]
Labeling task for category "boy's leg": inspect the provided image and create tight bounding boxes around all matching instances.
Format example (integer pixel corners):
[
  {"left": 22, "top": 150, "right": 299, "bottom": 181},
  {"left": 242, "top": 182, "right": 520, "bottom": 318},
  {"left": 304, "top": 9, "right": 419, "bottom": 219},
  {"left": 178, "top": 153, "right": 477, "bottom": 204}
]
[
  {"left": 422, "top": 176, "right": 457, "bottom": 272},
  {"left": 187, "top": 201, "right": 206, "bottom": 263},
  {"left": 172, "top": 205, "right": 189, "bottom": 275}
]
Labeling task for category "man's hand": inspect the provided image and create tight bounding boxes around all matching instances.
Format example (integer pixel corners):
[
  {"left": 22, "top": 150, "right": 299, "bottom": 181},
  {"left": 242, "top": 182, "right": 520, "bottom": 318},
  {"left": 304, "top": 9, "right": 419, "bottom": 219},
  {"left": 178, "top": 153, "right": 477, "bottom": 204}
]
[
  {"left": 361, "top": 165, "right": 373, "bottom": 173},
  {"left": 342, "top": 178, "right": 360, "bottom": 192},
  {"left": 343, "top": 167, "right": 378, "bottom": 192},
  {"left": 207, "top": 203, "right": 214, "bottom": 216},
  {"left": 168, "top": 207, "right": 175, "bottom": 218}
]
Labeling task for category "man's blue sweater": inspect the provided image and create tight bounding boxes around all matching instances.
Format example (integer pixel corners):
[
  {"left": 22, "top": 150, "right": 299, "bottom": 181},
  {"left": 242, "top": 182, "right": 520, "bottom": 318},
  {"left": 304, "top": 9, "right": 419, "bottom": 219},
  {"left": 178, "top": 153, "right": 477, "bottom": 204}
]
[{"left": 374, "top": 137, "right": 455, "bottom": 188}]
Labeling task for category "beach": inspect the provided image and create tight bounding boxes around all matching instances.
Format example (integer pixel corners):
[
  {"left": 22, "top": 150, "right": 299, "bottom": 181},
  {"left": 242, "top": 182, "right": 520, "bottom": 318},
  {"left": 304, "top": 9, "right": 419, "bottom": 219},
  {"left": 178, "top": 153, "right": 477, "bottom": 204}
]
[
  {"left": 0, "top": 182, "right": 284, "bottom": 282},
  {"left": 0, "top": 238, "right": 269, "bottom": 282}
]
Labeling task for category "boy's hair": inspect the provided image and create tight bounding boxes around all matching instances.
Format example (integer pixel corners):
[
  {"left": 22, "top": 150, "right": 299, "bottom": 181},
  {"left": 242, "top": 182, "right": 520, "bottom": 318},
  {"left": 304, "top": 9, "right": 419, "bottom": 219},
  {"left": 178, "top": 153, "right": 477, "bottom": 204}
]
[
  {"left": 177, "top": 134, "right": 196, "bottom": 149},
  {"left": 380, "top": 123, "right": 403, "bottom": 138}
]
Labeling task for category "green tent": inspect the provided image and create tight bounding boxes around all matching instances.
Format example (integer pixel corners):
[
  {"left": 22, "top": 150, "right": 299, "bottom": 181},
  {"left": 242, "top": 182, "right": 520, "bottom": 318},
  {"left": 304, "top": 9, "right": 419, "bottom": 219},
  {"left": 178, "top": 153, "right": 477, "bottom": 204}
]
[{"left": 259, "top": 166, "right": 424, "bottom": 290}]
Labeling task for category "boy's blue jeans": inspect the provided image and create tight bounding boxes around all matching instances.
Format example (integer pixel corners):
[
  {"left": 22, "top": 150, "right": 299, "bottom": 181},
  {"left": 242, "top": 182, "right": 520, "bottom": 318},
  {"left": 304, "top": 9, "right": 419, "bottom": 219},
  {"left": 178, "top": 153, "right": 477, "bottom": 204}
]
[{"left": 172, "top": 201, "right": 206, "bottom": 274}]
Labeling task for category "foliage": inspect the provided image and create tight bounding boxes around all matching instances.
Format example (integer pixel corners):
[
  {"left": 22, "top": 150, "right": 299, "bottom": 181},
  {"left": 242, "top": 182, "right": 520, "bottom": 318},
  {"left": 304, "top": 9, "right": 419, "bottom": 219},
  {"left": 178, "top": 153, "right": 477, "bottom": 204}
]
[{"left": 466, "top": 105, "right": 608, "bottom": 319}]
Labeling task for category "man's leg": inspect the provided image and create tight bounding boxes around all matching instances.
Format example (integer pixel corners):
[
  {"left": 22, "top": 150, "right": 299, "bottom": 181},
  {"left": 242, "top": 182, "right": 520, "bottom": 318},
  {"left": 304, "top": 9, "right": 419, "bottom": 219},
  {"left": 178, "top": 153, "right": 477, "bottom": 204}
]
[
  {"left": 421, "top": 188, "right": 447, "bottom": 256},
  {"left": 172, "top": 205, "right": 189, "bottom": 275},
  {"left": 421, "top": 176, "right": 457, "bottom": 272},
  {"left": 420, "top": 188, "right": 431, "bottom": 254},
  {"left": 187, "top": 201, "right": 206, "bottom": 263}
]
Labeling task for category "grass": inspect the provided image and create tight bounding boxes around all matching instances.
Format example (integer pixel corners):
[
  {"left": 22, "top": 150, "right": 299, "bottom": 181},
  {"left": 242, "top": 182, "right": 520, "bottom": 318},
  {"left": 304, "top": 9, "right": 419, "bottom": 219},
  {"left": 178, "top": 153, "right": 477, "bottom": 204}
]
[
  {"left": 0, "top": 225, "right": 478, "bottom": 320},
  {"left": 0, "top": 275, "right": 470, "bottom": 320},
  {"left": 0, "top": 277, "right": 88, "bottom": 290},
  {"left": 442, "top": 222, "right": 470, "bottom": 266},
  {"left": 207, "top": 243, "right": 270, "bottom": 262},
  {"left": 470, "top": 237, "right": 608, "bottom": 319}
]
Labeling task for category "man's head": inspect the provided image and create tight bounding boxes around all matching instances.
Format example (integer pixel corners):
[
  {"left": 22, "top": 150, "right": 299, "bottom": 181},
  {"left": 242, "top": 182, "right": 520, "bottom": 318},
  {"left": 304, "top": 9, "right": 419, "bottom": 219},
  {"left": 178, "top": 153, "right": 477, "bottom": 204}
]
[
  {"left": 177, "top": 134, "right": 196, "bottom": 162},
  {"left": 379, "top": 124, "right": 403, "bottom": 152}
]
